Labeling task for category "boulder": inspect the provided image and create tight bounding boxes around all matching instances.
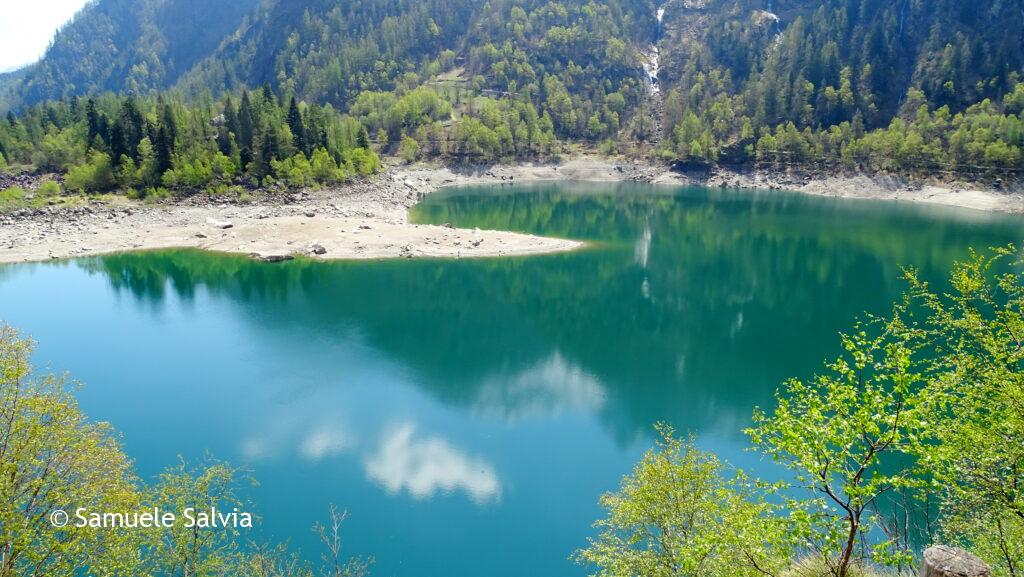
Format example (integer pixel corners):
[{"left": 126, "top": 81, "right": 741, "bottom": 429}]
[
  {"left": 920, "top": 545, "right": 990, "bottom": 577},
  {"left": 249, "top": 253, "right": 294, "bottom": 263},
  {"left": 309, "top": 242, "right": 327, "bottom": 255},
  {"left": 205, "top": 217, "right": 233, "bottom": 229}
]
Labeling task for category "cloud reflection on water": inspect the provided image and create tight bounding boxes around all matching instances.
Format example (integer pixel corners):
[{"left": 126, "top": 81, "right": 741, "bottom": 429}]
[
  {"left": 300, "top": 423, "right": 354, "bottom": 462},
  {"left": 473, "top": 352, "right": 605, "bottom": 421},
  {"left": 240, "top": 416, "right": 355, "bottom": 463},
  {"left": 364, "top": 424, "right": 501, "bottom": 504}
]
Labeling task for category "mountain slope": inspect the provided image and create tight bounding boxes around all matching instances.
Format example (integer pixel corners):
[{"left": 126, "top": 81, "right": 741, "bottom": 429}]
[
  {"left": 4, "top": 0, "right": 258, "bottom": 109},
  {"left": 174, "top": 0, "right": 661, "bottom": 141},
  {"left": 659, "top": 0, "right": 1024, "bottom": 136},
  {"left": 178, "top": 0, "right": 478, "bottom": 106}
]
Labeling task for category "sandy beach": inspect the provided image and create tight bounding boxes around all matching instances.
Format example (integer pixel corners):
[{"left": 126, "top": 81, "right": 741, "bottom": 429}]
[{"left": 1, "top": 157, "right": 1021, "bottom": 265}]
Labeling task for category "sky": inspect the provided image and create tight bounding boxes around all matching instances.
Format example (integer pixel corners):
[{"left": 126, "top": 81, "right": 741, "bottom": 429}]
[{"left": 0, "top": 0, "right": 91, "bottom": 72}]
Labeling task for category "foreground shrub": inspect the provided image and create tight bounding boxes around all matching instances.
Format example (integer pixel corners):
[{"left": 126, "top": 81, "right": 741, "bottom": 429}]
[
  {"left": 575, "top": 425, "right": 793, "bottom": 577},
  {"left": 0, "top": 325, "right": 142, "bottom": 576}
]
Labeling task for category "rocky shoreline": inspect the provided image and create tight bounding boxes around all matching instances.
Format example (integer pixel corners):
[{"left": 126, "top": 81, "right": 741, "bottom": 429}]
[
  {"left": 692, "top": 166, "right": 1024, "bottom": 214},
  {"left": 1, "top": 157, "right": 1021, "bottom": 265},
  {"left": 396, "top": 157, "right": 1024, "bottom": 214}
]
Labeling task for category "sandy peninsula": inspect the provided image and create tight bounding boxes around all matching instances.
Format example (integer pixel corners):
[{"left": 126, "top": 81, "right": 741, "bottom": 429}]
[{"left": 0, "top": 165, "right": 586, "bottom": 264}]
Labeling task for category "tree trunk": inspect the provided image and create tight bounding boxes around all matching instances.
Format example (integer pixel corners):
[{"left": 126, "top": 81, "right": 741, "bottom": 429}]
[{"left": 920, "top": 545, "right": 990, "bottom": 577}]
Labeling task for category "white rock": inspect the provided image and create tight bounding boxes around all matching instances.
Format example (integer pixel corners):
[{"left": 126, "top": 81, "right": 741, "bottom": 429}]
[{"left": 205, "top": 217, "right": 234, "bottom": 229}]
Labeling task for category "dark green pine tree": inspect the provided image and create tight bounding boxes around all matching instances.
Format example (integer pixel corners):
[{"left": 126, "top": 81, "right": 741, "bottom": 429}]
[
  {"left": 155, "top": 126, "right": 174, "bottom": 176},
  {"left": 356, "top": 125, "right": 371, "bottom": 149},
  {"left": 160, "top": 104, "right": 177, "bottom": 151},
  {"left": 223, "top": 96, "right": 239, "bottom": 138},
  {"left": 112, "top": 98, "right": 145, "bottom": 163},
  {"left": 252, "top": 131, "right": 275, "bottom": 181},
  {"left": 216, "top": 126, "right": 233, "bottom": 157},
  {"left": 86, "top": 99, "right": 107, "bottom": 148},
  {"left": 287, "top": 98, "right": 307, "bottom": 155},
  {"left": 109, "top": 122, "right": 126, "bottom": 163},
  {"left": 238, "top": 91, "right": 256, "bottom": 169},
  {"left": 261, "top": 84, "right": 276, "bottom": 107},
  {"left": 305, "top": 105, "right": 328, "bottom": 151}
]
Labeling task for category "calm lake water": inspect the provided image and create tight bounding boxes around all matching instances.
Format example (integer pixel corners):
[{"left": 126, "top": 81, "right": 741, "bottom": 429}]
[{"left": 1, "top": 182, "right": 1022, "bottom": 576}]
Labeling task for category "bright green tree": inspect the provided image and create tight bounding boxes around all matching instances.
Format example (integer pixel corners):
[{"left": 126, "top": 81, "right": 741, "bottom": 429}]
[
  {"left": 575, "top": 425, "right": 793, "bottom": 577},
  {"left": 748, "top": 318, "right": 927, "bottom": 577},
  {"left": 0, "top": 325, "right": 144, "bottom": 577},
  {"left": 901, "top": 247, "right": 1024, "bottom": 576},
  {"left": 65, "top": 152, "right": 116, "bottom": 193},
  {"left": 145, "top": 459, "right": 252, "bottom": 577},
  {"left": 398, "top": 136, "right": 420, "bottom": 163}
]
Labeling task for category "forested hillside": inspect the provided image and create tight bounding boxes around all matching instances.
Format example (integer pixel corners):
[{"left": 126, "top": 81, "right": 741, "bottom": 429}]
[
  {"left": 659, "top": 0, "right": 1024, "bottom": 168},
  {"left": 178, "top": 0, "right": 660, "bottom": 142},
  {"left": 1, "top": 0, "right": 1023, "bottom": 194},
  {"left": 178, "top": 0, "right": 477, "bottom": 105},
  {"left": 0, "top": 0, "right": 258, "bottom": 108}
]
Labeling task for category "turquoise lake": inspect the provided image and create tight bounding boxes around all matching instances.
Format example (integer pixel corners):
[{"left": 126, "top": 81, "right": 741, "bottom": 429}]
[{"left": 1, "top": 182, "right": 1022, "bottom": 576}]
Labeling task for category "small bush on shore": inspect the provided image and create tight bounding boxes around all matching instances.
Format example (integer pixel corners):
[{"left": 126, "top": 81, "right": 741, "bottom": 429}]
[
  {"left": 0, "top": 184, "right": 27, "bottom": 209},
  {"left": 143, "top": 187, "right": 170, "bottom": 203},
  {"left": 65, "top": 152, "right": 115, "bottom": 193},
  {"left": 37, "top": 180, "right": 61, "bottom": 196},
  {"left": 574, "top": 426, "right": 794, "bottom": 577}
]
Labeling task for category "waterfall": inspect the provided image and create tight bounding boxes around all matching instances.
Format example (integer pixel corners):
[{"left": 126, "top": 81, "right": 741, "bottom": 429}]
[{"left": 643, "top": 3, "right": 669, "bottom": 94}]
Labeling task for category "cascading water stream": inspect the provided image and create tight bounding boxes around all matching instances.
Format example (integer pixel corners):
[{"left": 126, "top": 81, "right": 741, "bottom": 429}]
[{"left": 642, "top": 3, "right": 669, "bottom": 94}]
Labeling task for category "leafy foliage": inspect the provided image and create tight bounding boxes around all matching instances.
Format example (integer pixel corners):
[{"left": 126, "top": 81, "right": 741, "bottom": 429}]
[
  {"left": 749, "top": 318, "right": 927, "bottom": 576},
  {"left": 900, "top": 248, "right": 1024, "bottom": 577},
  {"left": 0, "top": 325, "right": 141, "bottom": 576},
  {"left": 580, "top": 246, "right": 1024, "bottom": 577},
  {"left": 575, "top": 425, "right": 793, "bottom": 577}
]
